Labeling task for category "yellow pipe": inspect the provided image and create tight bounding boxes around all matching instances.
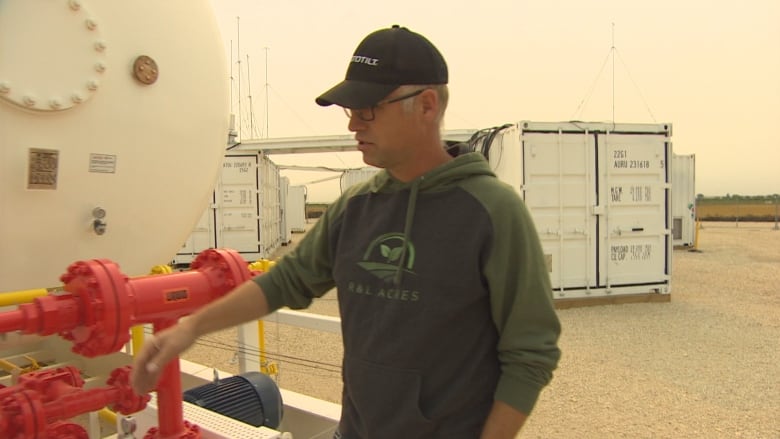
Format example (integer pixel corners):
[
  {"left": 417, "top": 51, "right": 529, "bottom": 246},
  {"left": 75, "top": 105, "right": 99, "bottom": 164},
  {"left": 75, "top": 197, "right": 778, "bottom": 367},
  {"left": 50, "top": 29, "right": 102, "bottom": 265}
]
[
  {"left": 0, "top": 359, "right": 20, "bottom": 374},
  {"left": 131, "top": 325, "right": 146, "bottom": 357},
  {"left": 0, "top": 289, "right": 49, "bottom": 306},
  {"left": 98, "top": 407, "right": 117, "bottom": 425},
  {"left": 249, "top": 259, "right": 278, "bottom": 375},
  {"left": 149, "top": 264, "right": 173, "bottom": 275},
  {"left": 258, "top": 320, "right": 268, "bottom": 371}
]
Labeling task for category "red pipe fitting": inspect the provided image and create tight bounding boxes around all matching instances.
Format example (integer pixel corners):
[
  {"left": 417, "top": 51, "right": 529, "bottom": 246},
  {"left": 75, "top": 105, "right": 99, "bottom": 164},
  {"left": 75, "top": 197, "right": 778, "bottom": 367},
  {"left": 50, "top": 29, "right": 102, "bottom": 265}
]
[
  {"left": 0, "top": 249, "right": 253, "bottom": 357},
  {"left": 0, "top": 249, "right": 255, "bottom": 438},
  {"left": 0, "top": 365, "right": 148, "bottom": 438}
]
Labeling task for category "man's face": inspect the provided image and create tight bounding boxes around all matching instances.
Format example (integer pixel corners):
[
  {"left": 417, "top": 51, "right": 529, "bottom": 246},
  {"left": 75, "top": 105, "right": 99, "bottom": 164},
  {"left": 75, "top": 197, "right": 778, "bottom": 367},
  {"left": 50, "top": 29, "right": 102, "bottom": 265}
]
[{"left": 346, "top": 89, "right": 424, "bottom": 173}]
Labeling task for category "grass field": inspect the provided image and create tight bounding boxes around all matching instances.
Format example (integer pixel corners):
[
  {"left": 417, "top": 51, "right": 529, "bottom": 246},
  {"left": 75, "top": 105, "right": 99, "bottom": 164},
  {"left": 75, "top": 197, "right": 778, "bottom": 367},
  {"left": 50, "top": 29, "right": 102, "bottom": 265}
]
[{"left": 697, "top": 202, "right": 780, "bottom": 222}]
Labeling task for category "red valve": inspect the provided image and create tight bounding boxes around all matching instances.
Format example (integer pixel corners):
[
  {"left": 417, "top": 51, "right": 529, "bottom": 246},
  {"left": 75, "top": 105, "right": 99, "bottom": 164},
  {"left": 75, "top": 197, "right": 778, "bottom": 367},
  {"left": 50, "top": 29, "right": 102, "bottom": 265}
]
[
  {"left": 0, "top": 366, "right": 83, "bottom": 402},
  {"left": 0, "top": 366, "right": 149, "bottom": 438}
]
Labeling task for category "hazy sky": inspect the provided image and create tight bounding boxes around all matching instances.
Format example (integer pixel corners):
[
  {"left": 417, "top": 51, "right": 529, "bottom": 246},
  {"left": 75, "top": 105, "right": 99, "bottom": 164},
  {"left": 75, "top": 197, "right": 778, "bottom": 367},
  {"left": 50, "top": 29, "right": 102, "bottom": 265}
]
[{"left": 209, "top": 0, "right": 779, "bottom": 202}]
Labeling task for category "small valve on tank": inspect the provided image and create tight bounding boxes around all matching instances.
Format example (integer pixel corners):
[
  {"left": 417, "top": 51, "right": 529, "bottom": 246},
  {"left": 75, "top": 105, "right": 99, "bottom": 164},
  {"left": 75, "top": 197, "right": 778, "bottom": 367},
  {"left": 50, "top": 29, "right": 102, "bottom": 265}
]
[{"left": 92, "top": 206, "right": 107, "bottom": 235}]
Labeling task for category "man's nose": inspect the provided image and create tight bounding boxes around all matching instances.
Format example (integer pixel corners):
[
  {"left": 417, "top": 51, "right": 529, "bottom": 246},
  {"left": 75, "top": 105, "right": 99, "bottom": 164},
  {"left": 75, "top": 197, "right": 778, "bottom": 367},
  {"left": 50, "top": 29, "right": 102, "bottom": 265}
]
[{"left": 347, "top": 113, "right": 366, "bottom": 132}]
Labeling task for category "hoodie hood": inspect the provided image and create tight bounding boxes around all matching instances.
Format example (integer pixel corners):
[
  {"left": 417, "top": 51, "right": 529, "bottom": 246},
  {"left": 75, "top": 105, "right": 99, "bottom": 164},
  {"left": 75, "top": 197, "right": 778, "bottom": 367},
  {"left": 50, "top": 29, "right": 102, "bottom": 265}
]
[
  {"left": 360, "top": 152, "right": 496, "bottom": 285},
  {"left": 366, "top": 152, "right": 496, "bottom": 195}
]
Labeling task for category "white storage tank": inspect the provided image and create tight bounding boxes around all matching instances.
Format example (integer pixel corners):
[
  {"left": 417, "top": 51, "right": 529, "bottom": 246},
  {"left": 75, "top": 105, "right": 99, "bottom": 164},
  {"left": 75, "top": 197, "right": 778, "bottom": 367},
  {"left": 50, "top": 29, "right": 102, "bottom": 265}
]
[
  {"left": 287, "top": 186, "right": 307, "bottom": 233},
  {"left": 0, "top": 0, "right": 229, "bottom": 290},
  {"left": 473, "top": 121, "right": 673, "bottom": 301},
  {"left": 340, "top": 167, "right": 380, "bottom": 193},
  {"left": 671, "top": 153, "right": 696, "bottom": 247},
  {"left": 173, "top": 152, "right": 282, "bottom": 266}
]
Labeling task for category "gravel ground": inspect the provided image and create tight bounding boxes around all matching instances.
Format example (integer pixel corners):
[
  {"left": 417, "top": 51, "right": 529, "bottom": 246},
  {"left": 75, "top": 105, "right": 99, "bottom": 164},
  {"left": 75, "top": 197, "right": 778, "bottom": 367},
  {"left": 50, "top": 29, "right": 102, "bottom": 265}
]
[{"left": 182, "top": 221, "right": 780, "bottom": 438}]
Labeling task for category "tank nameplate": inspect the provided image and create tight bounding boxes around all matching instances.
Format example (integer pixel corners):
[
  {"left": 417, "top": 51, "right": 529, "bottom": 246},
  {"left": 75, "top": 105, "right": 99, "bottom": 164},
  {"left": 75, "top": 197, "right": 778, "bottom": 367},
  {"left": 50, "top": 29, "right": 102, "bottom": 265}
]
[
  {"left": 27, "top": 148, "right": 59, "bottom": 190},
  {"left": 88, "top": 153, "right": 117, "bottom": 173}
]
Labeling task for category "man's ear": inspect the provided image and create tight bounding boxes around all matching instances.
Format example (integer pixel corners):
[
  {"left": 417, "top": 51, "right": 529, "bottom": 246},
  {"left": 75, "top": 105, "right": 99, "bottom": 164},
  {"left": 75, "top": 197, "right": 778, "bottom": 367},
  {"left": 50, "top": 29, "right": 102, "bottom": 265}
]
[{"left": 418, "top": 89, "right": 439, "bottom": 121}]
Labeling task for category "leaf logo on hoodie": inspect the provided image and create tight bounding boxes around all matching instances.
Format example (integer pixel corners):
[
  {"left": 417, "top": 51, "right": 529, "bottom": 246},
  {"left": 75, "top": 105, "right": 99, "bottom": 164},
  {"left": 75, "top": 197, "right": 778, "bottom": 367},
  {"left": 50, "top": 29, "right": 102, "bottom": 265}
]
[{"left": 357, "top": 233, "right": 416, "bottom": 283}]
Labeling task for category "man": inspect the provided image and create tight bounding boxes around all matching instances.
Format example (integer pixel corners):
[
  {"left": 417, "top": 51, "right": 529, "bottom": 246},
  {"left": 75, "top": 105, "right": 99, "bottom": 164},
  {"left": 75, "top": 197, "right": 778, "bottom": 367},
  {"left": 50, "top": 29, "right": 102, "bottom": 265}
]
[{"left": 131, "top": 25, "right": 561, "bottom": 438}]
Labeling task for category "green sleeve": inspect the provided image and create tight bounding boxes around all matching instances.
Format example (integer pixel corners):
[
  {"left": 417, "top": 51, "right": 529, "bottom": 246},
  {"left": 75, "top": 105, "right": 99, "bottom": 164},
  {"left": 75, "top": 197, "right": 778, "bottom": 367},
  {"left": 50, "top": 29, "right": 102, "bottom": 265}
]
[
  {"left": 478, "top": 181, "right": 562, "bottom": 415},
  {"left": 254, "top": 199, "right": 343, "bottom": 312}
]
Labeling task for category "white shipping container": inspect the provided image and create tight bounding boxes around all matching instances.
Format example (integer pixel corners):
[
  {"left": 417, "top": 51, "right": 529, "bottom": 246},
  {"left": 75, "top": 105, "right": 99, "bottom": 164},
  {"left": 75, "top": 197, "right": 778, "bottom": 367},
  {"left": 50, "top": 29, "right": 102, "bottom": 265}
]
[
  {"left": 287, "top": 185, "right": 307, "bottom": 233},
  {"left": 173, "top": 152, "right": 282, "bottom": 266},
  {"left": 259, "top": 155, "right": 283, "bottom": 255},
  {"left": 279, "top": 176, "right": 292, "bottom": 245},
  {"left": 475, "top": 121, "right": 672, "bottom": 300},
  {"left": 671, "top": 153, "right": 696, "bottom": 247},
  {"left": 175, "top": 206, "right": 216, "bottom": 260},
  {"left": 340, "top": 167, "right": 381, "bottom": 193}
]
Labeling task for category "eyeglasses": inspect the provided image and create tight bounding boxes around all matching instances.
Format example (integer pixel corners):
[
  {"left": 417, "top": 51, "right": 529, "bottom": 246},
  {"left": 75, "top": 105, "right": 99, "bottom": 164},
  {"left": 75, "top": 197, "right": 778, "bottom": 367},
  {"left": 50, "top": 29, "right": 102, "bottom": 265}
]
[{"left": 343, "top": 88, "right": 429, "bottom": 122}]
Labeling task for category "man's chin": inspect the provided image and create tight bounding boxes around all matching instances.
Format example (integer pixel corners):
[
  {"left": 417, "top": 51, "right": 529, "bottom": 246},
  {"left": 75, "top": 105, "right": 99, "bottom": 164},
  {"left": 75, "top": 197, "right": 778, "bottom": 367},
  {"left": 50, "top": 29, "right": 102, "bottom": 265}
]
[{"left": 359, "top": 152, "right": 378, "bottom": 167}]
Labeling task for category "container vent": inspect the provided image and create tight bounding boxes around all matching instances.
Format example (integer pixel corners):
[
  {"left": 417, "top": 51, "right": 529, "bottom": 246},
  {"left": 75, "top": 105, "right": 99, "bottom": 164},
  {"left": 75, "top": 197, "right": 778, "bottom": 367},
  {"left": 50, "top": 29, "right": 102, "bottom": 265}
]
[{"left": 673, "top": 217, "right": 683, "bottom": 240}]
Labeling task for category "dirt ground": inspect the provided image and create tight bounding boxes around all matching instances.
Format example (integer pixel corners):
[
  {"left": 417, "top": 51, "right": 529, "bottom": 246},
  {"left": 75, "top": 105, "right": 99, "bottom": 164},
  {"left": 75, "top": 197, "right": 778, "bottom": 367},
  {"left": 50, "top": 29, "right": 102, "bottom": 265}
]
[{"left": 182, "top": 221, "right": 780, "bottom": 438}]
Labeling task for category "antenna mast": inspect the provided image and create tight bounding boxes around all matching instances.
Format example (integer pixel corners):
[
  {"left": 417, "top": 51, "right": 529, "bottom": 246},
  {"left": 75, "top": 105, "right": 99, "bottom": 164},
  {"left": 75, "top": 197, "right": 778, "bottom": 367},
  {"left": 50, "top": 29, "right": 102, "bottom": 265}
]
[
  {"left": 236, "top": 16, "right": 242, "bottom": 139},
  {"left": 264, "top": 47, "right": 270, "bottom": 139},
  {"left": 247, "top": 54, "right": 258, "bottom": 138},
  {"left": 571, "top": 22, "right": 657, "bottom": 123},
  {"left": 227, "top": 39, "right": 238, "bottom": 145},
  {"left": 611, "top": 22, "right": 616, "bottom": 123},
  {"left": 229, "top": 40, "right": 234, "bottom": 116}
]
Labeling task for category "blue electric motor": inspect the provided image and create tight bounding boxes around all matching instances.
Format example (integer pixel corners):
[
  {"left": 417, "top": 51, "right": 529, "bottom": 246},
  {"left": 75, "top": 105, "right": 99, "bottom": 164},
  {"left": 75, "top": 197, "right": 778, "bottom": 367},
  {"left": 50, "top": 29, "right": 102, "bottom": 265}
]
[{"left": 183, "top": 371, "right": 283, "bottom": 429}]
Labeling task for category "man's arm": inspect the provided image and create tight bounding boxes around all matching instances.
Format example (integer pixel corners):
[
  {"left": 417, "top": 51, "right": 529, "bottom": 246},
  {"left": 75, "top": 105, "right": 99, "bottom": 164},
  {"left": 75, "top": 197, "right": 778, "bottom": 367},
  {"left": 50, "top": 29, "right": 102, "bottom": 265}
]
[
  {"left": 469, "top": 180, "right": 561, "bottom": 432},
  {"left": 480, "top": 400, "right": 527, "bottom": 438},
  {"left": 130, "top": 279, "right": 270, "bottom": 394}
]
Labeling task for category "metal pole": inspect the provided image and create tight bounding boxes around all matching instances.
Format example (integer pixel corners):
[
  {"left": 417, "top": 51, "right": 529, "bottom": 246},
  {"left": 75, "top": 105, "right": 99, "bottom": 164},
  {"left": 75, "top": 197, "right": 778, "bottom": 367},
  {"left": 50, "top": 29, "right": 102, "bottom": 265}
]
[{"left": 774, "top": 195, "right": 779, "bottom": 230}]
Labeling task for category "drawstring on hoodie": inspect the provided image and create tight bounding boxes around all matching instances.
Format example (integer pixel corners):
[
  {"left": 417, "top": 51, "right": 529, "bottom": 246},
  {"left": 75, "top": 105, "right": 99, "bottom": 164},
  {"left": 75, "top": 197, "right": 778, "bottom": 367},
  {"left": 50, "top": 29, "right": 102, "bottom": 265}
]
[
  {"left": 393, "top": 178, "right": 421, "bottom": 286},
  {"left": 373, "top": 153, "right": 494, "bottom": 287}
]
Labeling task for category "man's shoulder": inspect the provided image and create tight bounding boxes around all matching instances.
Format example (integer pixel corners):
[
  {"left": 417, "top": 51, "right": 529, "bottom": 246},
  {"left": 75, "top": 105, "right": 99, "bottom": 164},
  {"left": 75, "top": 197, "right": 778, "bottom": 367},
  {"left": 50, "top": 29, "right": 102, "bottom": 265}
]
[
  {"left": 460, "top": 173, "right": 519, "bottom": 200},
  {"left": 456, "top": 174, "right": 530, "bottom": 224}
]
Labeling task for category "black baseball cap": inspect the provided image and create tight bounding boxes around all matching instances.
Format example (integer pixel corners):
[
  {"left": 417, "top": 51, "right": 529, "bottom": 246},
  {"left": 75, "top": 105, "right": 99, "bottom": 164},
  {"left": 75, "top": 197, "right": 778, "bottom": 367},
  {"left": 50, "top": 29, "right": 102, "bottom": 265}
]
[{"left": 316, "top": 25, "right": 448, "bottom": 109}]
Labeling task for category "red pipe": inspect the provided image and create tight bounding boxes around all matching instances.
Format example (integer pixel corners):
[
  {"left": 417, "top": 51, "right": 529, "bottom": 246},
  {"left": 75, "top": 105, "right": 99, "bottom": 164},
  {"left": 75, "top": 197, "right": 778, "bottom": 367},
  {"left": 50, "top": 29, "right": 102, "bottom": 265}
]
[
  {"left": 0, "top": 249, "right": 252, "bottom": 357},
  {"left": 154, "top": 319, "right": 186, "bottom": 438},
  {"left": 0, "top": 309, "right": 25, "bottom": 333},
  {"left": 0, "top": 248, "right": 254, "bottom": 438}
]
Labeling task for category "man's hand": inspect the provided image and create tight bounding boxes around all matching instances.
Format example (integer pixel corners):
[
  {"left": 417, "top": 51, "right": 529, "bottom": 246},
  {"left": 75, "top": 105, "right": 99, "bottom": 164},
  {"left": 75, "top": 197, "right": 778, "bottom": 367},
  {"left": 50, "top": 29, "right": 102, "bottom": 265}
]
[
  {"left": 480, "top": 400, "right": 528, "bottom": 439},
  {"left": 129, "top": 279, "right": 271, "bottom": 395},
  {"left": 130, "top": 319, "right": 197, "bottom": 394}
]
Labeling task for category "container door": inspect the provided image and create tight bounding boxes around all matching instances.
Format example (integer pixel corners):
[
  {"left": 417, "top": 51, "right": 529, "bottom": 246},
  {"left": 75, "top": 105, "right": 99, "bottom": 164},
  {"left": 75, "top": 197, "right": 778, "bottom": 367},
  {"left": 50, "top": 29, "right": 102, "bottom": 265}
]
[
  {"left": 521, "top": 131, "right": 598, "bottom": 295},
  {"left": 671, "top": 154, "right": 696, "bottom": 247},
  {"left": 259, "top": 155, "right": 282, "bottom": 257},
  {"left": 279, "top": 176, "right": 291, "bottom": 244},
  {"left": 287, "top": 186, "right": 307, "bottom": 233},
  {"left": 598, "top": 133, "right": 670, "bottom": 288},
  {"left": 217, "top": 155, "right": 261, "bottom": 259}
]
